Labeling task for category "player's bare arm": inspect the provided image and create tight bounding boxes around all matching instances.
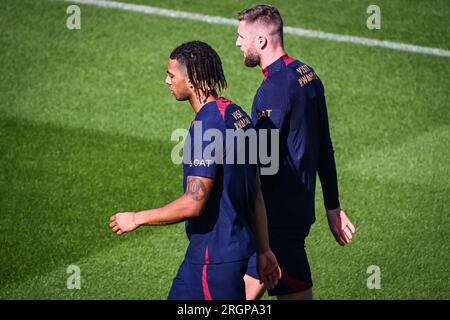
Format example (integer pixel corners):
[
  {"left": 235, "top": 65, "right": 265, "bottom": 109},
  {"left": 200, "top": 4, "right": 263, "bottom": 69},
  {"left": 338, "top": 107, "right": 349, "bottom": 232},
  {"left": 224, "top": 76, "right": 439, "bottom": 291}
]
[{"left": 109, "top": 176, "right": 214, "bottom": 236}]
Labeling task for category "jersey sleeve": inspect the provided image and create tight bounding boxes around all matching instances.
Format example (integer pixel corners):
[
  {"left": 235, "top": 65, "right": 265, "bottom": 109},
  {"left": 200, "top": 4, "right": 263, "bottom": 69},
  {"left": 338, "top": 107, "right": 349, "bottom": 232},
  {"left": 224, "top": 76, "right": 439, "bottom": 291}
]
[
  {"left": 183, "top": 111, "right": 224, "bottom": 180},
  {"left": 317, "top": 87, "right": 340, "bottom": 210},
  {"left": 285, "top": 73, "right": 340, "bottom": 210}
]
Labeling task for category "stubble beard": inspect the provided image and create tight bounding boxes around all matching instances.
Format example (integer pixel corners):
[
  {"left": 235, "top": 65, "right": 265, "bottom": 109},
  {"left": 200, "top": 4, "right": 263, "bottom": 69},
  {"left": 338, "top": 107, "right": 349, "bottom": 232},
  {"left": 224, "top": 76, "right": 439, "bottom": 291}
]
[{"left": 244, "top": 48, "right": 260, "bottom": 68}]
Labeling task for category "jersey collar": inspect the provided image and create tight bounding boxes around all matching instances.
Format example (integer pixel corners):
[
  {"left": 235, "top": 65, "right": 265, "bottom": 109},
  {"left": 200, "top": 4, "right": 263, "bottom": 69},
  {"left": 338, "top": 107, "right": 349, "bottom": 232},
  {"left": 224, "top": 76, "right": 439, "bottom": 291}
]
[{"left": 262, "top": 54, "right": 296, "bottom": 80}]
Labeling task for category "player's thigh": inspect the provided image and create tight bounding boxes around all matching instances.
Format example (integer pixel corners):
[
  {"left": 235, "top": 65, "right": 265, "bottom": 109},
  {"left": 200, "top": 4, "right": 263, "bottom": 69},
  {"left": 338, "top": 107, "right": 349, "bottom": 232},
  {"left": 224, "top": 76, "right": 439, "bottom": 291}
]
[{"left": 244, "top": 274, "right": 265, "bottom": 300}]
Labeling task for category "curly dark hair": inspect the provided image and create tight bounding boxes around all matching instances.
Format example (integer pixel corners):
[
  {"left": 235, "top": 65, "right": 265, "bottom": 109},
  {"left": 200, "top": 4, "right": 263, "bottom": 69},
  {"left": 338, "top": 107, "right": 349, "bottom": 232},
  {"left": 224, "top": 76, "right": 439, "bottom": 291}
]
[{"left": 170, "top": 41, "right": 227, "bottom": 102}]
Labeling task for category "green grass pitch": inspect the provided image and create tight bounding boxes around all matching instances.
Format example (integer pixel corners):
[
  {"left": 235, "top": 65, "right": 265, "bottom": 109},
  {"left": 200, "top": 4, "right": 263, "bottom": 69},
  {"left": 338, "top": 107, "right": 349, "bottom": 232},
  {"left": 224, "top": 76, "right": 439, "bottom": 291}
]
[{"left": 0, "top": 0, "right": 449, "bottom": 299}]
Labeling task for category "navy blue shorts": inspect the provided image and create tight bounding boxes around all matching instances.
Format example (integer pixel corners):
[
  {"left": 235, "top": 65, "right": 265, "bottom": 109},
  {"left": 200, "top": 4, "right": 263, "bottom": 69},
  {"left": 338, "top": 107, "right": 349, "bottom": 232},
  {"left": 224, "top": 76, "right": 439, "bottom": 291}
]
[
  {"left": 246, "top": 229, "right": 313, "bottom": 296},
  {"left": 168, "top": 258, "right": 248, "bottom": 300}
]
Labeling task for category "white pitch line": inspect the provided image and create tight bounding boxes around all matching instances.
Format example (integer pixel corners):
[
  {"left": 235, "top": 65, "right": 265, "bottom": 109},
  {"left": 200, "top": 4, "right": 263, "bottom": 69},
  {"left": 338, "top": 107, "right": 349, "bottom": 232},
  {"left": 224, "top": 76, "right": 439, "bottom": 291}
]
[{"left": 66, "top": 0, "right": 450, "bottom": 58}]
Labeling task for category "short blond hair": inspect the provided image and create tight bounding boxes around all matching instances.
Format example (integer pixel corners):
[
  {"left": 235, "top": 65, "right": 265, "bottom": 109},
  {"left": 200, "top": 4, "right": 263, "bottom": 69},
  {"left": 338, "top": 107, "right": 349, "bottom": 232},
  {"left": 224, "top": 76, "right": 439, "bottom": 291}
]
[{"left": 238, "top": 4, "right": 283, "bottom": 44}]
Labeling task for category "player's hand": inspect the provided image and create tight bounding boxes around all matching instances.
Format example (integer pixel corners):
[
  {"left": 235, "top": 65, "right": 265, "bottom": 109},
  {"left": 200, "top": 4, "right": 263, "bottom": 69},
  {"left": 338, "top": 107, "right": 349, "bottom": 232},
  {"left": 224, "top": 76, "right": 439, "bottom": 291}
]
[
  {"left": 109, "top": 212, "right": 139, "bottom": 236},
  {"left": 326, "top": 208, "right": 356, "bottom": 246},
  {"left": 256, "top": 249, "right": 282, "bottom": 290}
]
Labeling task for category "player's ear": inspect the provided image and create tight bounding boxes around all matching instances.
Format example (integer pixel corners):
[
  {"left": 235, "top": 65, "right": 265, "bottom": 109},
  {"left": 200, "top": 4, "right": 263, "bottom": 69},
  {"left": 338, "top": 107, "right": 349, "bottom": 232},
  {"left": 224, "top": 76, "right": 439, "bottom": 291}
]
[
  {"left": 256, "top": 35, "right": 268, "bottom": 50},
  {"left": 186, "top": 78, "right": 194, "bottom": 89}
]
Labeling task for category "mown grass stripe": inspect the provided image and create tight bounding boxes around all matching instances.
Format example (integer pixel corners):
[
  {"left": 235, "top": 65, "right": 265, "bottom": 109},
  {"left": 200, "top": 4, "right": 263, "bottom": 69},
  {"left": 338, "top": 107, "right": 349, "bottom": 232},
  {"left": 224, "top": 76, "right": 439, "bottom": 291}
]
[{"left": 65, "top": 0, "right": 450, "bottom": 57}]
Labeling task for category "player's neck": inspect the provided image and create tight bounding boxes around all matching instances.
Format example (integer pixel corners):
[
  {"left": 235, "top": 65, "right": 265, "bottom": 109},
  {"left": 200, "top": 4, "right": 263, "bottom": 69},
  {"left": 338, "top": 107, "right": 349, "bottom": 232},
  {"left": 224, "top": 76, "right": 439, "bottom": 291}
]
[
  {"left": 259, "top": 47, "right": 287, "bottom": 70},
  {"left": 189, "top": 94, "right": 216, "bottom": 113}
]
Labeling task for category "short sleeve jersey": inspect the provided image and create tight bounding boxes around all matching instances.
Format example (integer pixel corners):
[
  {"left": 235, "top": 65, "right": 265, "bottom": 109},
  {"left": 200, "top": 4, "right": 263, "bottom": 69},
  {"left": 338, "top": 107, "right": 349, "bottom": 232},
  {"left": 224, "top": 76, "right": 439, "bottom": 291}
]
[{"left": 183, "top": 97, "right": 257, "bottom": 264}]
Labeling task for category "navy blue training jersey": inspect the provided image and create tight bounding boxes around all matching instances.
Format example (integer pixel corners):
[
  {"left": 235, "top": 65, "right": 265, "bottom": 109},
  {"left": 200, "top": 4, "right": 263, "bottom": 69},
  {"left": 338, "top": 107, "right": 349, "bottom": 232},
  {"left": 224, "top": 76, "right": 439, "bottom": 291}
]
[
  {"left": 252, "top": 55, "right": 340, "bottom": 234},
  {"left": 183, "top": 97, "right": 257, "bottom": 264}
]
